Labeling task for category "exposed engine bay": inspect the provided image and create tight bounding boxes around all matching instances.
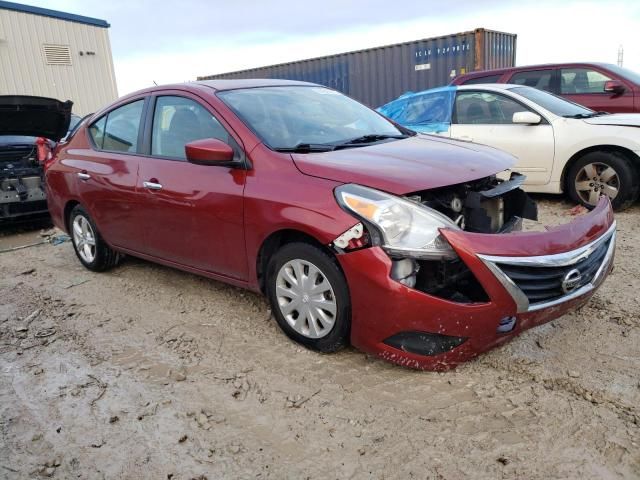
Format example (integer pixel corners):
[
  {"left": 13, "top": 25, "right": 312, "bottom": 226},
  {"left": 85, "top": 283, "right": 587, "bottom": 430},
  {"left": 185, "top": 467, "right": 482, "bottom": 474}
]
[
  {"left": 0, "top": 141, "right": 48, "bottom": 220},
  {"left": 392, "top": 172, "right": 538, "bottom": 302},
  {"left": 407, "top": 172, "right": 538, "bottom": 234}
]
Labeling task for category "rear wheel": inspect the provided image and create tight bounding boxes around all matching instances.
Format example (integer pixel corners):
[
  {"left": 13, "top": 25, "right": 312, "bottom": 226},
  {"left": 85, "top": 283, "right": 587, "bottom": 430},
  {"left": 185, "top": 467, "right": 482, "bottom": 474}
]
[
  {"left": 69, "top": 205, "right": 120, "bottom": 271},
  {"left": 266, "top": 242, "right": 350, "bottom": 353},
  {"left": 567, "top": 151, "right": 639, "bottom": 210}
]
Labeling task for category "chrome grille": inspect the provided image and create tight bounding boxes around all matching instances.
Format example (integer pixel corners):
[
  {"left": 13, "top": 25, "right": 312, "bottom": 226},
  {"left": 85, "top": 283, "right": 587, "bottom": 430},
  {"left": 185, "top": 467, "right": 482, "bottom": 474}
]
[
  {"left": 478, "top": 223, "right": 616, "bottom": 312},
  {"left": 496, "top": 239, "right": 609, "bottom": 303}
]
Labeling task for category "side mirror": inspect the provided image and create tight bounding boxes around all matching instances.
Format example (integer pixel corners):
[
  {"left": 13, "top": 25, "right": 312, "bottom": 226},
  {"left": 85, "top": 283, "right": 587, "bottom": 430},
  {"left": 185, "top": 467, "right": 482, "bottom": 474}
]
[
  {"left": 512, "top": 111, "right": 542, "bottom": 125},
  {"left": 604, "top": 80, "right": 625, "bottom": 95},
  {"left": 185, "top": 138, "right": 234, "bottom": 165}
]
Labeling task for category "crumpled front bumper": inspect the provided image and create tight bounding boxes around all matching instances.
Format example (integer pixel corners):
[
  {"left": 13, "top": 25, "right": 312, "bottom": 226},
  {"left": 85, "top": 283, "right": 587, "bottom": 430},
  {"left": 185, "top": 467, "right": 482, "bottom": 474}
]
[{"left": 338, "top": 197, "right": 615, "bottom": 370}]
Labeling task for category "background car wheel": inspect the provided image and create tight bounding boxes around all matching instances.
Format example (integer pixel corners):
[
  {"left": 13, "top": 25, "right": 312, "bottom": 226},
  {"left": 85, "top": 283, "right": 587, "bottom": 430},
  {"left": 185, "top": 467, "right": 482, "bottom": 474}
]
[
  {"left": 69, "top": 205, "right": 120, "bottom": 272},
  {"left": 266, "top": 242, "right": 351, "bottom": 353},
  {"left": 567, "top": 151, "right": 639, "bottom": 211}
]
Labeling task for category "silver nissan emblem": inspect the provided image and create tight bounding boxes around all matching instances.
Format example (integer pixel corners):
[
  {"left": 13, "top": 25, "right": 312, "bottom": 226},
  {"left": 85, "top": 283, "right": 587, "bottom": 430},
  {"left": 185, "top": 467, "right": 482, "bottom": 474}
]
[{"left": 561, "top": 269, "right": 583, "bottom": 293}]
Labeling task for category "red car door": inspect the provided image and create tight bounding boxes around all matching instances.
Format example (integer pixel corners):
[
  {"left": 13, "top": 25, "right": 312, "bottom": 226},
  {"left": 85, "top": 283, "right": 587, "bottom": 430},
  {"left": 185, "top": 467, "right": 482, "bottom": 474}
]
[
  {"left": 559, "top": 67, "right": 635, "bottom": 113},
  {"left": 72, "top": 98, "right": 147, "bottom": 250},
  {"left": 136, "top": 92, "right": 248, "bottom": 280}
]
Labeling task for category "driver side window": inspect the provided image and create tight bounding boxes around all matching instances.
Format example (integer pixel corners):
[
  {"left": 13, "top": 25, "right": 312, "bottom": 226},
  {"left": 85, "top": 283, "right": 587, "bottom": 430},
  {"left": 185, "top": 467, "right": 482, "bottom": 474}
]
[
  {"left": 455, "top": 92, "right": 532, "bottom": 125},
  {"left": 151, "top": 96, "right": 231, "bottom": 160}
]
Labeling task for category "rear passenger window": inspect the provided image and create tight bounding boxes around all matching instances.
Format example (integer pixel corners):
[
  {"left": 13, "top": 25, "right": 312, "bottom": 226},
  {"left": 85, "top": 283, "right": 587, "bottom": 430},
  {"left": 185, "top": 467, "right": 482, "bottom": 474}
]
[
  {"left": 460, "top": 74, "right": 502, "bottom": 85},
  {"left": 151, "top": 96, "right": 231, "bottom": 160},
  {"left": 510, "top": 70, "right": 553, "bottom": 92},
  {"left": 560, "top": 68, "right": 612, "bottom": 94},
  {"left": 102, "top": 101, "right": 144, "bottom": 152}
]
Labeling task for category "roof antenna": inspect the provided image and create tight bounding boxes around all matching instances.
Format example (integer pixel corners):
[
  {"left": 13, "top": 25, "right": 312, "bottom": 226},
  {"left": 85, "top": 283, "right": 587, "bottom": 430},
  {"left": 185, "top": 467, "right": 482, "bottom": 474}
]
[{"left": 152, "top": 80, "right": 158, "bottom": 86}]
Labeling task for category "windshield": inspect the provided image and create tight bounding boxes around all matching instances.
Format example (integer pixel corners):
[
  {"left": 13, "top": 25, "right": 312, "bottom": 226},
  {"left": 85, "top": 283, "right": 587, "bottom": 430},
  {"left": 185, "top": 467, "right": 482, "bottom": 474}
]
[
  {"left": 603, "top": 64, "right": 640, "bottom": 85},
  {"left": 218, "top": 86, "right": 403, "bottom": 150},
  {"left": 0, "top": 135, "right": 36, "bottom": 146},
  {"left": 511, "top": 86, "right": 593, "bottom": 117}
]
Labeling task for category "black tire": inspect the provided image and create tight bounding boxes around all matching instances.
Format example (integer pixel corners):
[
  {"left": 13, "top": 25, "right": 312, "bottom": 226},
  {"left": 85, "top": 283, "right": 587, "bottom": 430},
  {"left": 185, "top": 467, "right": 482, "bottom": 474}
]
[
  {"left": 266, "top": 242, "right": 351, "bottom": 353},
  {"left": 68, "top": 204, "right": 120, "bottom": 272},
  {"left": 566, "top": 150, "right": 639, "bottom": 211}
]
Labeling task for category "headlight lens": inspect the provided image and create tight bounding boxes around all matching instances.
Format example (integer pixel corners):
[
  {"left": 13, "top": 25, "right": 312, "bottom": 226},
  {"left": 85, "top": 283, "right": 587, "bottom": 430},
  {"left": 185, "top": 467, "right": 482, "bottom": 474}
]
[{"left": 335, "top": 184, "right": 459, "bottom": 259}]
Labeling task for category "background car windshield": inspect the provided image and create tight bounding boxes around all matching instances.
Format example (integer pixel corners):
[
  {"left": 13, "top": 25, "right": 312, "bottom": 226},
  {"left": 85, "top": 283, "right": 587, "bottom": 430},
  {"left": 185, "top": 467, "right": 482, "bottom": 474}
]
[
  {"left": 0, "top": 135, "right": 36, "bottom": 145},
  {"left": 603, "top": 64, "right": 640, "bottom": 85},
  {"left": 511, "top": 86, "right": 594, "bottom": 116},
  {"left": 218, "top": 86, "right": 402, "bottom": 149}
]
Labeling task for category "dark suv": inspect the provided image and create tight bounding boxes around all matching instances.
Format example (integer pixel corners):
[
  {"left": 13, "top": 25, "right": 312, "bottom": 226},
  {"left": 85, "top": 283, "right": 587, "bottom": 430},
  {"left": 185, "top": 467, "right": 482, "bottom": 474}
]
[{"left": 451, "top": 62, "right": 640, "bottom": 113}]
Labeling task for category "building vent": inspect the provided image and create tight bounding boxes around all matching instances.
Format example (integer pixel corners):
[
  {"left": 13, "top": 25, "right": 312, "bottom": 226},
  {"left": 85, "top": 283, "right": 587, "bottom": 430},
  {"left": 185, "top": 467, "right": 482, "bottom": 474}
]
[{"left": 43, "top": 44, "right": 72, "bottom": 66}]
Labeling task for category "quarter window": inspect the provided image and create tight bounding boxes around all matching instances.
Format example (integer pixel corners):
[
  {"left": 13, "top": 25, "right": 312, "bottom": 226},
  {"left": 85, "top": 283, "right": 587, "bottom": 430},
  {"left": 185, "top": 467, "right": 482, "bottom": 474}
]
[
  {"left": 88, "top": 116, "right": 106, "bottom": 148},
  {"left": 510, "top": 70, "right": 553, "bottom": 92},
  {"left": 560, "top": 68, "right": 613, "bottom": 94},
  {"left": 89, "top": 100, "right": 144, "bottom": 152},
  {"left": 151, "top": 96, "right": 230, "bottom": 160},
  {"left": 455, "top": 91, "right": 533, "bottom": 125}
]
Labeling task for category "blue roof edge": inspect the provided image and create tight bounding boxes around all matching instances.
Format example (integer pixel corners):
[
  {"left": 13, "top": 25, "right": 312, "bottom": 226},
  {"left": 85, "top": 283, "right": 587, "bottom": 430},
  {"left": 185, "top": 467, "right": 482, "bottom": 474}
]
[{"left": 0, "top": 1, "right": 110, "bottom": 28}]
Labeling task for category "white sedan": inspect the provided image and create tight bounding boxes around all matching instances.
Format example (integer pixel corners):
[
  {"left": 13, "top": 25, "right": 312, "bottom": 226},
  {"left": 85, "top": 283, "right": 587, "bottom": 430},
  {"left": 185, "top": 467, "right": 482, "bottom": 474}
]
[{"left": 378, "top": 84, "right": 640, "bottom": 210}]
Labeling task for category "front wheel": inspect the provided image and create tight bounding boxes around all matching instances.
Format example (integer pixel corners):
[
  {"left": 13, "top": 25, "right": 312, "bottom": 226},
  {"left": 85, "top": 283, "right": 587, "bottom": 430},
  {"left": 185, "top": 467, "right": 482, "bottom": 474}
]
[
  {"left": 266, "top": 242, "right": 351, "bottom": 353},
  {"left": 567, "top": 151, "right": 639, "bottom": 210}
]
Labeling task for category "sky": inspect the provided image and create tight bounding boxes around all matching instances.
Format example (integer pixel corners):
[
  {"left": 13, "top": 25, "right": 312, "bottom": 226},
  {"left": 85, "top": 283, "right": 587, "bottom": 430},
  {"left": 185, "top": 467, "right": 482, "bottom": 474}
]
[{"left": 23, "top": 0, "right": 640, "bottom": 95}]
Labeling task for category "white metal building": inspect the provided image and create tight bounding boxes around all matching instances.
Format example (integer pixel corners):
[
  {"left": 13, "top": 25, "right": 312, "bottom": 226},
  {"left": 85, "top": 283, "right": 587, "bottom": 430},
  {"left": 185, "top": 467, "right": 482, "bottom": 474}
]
[{"left": 0, "top": 1, "right": 117, "bottom": 115}]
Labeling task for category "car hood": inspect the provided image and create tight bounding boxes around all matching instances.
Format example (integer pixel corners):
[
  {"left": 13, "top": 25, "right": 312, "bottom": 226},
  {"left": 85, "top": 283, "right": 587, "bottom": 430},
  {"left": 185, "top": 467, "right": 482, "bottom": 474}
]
[
  {"left": 291, "top": 135, "right": 515, "bottom": 194},
  {"left": 583, "top": 113, "right": 640, "bottom": 127},
  {"left": 0, "top": 95, "right": 73, "bottom": 141}
]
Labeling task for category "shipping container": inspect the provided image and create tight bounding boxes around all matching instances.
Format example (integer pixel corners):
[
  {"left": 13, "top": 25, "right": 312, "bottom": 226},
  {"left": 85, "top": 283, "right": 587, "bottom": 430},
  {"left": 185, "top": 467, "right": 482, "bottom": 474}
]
[{"left": 198, "top": 28, "right": 516, "bottom": 107}]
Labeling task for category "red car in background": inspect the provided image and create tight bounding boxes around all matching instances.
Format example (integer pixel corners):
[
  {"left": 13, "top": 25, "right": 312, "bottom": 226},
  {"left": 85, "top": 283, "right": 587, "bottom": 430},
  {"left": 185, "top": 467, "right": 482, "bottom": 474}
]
[
  {"left": 451, "top": 62, "right": 640, "bottom": 113},
  {"left": 39, "top": 80, "right": 615, "bottom": 370}
]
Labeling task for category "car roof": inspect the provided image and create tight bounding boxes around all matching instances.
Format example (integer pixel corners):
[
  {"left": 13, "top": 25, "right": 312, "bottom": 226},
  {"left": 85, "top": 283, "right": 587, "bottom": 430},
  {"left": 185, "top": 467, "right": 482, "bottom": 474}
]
[
  {"left": 456, "top": 62, "right": 618, "bottom": 79},
  {"left": 194, "top": 79, "right": 318, "bottom": 91},
  {"left": 456, "top": 83, "right": 518, "bottom": 91}
]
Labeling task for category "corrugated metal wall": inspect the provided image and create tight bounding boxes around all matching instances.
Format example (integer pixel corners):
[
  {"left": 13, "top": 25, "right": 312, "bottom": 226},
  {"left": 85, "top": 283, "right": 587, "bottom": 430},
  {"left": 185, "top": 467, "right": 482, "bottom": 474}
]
[
  {"left": 198, "top": 28, "right": 516, "bottom": 107},
  {"left": 0, "top": 8, "right": 118, "bottom": 115}
]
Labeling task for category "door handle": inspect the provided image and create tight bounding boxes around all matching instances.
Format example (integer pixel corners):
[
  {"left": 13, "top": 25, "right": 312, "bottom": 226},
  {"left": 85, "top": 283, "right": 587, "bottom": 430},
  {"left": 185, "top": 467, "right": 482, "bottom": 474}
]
[
  {"left": 77, "top": 172, "right": 91, "bottom": 180},
  {"left": 143, "top": 181, "right": 163, "bottom": 190},
  {"left": 456, "top": 135, "right": 474, "bottom": 142}
]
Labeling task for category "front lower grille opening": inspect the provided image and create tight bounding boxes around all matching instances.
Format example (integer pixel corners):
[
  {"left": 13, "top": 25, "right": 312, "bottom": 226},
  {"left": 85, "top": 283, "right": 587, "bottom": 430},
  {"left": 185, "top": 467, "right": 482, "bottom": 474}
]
[
  {"left": 415, "top": 258, "right": 489, "bottom": 303},
  {"left": 383, "top": 331, "right": 467, "bottom": 356},
  {"left": 497, "top": 239, "right": 610, "bottom": 305}
]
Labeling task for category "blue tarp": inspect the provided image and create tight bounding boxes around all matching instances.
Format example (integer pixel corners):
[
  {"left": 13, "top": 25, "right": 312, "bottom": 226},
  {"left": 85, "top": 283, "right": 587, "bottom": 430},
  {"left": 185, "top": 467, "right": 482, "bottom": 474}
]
[{"left": 377, "top": 86, "right": 457, "bottom": 134}]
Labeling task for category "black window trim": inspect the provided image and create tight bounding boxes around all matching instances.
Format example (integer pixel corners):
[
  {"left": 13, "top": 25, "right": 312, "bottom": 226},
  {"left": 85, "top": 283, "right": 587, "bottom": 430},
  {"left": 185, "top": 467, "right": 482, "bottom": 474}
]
[
  {"left": 86, "top": 97, "right": 149, "bottom": 155},
  {"left": 138, "top": 92, "right": 249, "bottom": 169},
  {"left": 452, "top": 89, "right": 550, "bottom": 125}
]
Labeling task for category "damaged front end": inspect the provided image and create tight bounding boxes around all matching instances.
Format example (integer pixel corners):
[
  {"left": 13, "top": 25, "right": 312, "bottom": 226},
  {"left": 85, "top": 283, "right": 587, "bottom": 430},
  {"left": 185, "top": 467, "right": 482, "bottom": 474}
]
[
  {"left": 0, "top": 95, "right": 73, "bottom": 222},
  {"left": 332, "top": 175, "right": 614, "bottom": 369},
  {"left": 0, "top": 138, "right": 49, "bottom": 221},
  {"left": 333, "top": 172, "right": 538, "bottom": 303}
]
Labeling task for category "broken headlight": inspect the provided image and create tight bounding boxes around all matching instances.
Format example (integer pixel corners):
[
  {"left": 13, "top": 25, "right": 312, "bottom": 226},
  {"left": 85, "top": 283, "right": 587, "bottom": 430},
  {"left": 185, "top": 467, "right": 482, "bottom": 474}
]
[{"left": 334, "top": 184, "right": 459, "bottom": 260}]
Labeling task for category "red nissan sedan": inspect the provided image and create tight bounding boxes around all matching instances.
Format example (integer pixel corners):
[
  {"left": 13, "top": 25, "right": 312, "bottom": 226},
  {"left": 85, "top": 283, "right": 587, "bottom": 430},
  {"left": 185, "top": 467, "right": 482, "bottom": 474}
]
[{"left": 43, "top": 80, "right": 615, "bottom": 370}]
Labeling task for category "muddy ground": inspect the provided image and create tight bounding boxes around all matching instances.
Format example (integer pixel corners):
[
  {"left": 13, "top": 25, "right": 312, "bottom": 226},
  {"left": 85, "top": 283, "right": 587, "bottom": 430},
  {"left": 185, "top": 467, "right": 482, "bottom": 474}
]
[{"left": 0, "top": 197, "right": 638, "bottom": 480}]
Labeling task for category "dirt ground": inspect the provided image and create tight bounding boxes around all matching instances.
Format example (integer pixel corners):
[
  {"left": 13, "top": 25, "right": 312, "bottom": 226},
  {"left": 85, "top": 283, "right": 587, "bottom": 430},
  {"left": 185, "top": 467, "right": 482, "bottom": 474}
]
[{"left": 0, "top": 197, "right": 638, "bottom": 480}]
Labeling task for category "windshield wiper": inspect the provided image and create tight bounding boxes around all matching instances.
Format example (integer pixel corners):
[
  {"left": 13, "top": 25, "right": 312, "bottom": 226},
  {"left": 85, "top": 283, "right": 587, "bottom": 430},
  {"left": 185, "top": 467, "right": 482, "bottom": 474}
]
[
  {"left": 274, "top": 143, "right": 336, "bottom": 153},
  {"left": 563, "top": 111, "right": 610, "bottom": 119},
  {"left": 334, "top": 133, "right": 409, "bottom": 147}
]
